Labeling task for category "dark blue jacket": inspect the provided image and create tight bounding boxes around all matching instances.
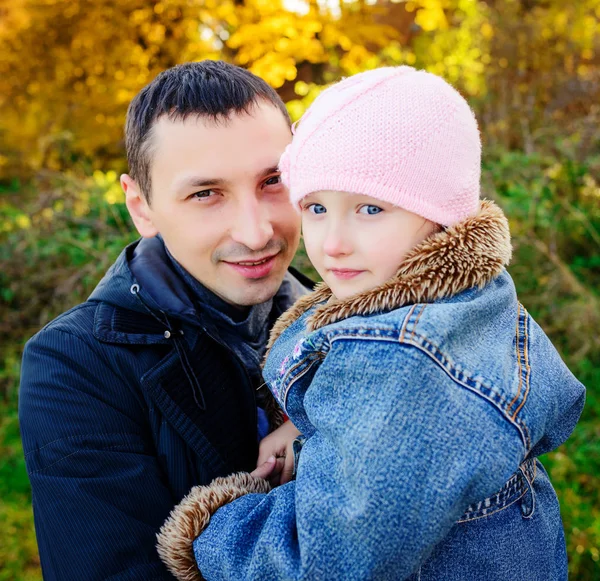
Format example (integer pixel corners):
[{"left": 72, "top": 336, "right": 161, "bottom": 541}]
[{"left": 19, "top": 237, "right": 312, "bottom": 580}]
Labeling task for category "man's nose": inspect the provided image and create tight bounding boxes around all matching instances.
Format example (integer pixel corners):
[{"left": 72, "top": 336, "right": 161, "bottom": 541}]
[{"left": 230, "top": 195, "right": 274, "bottom": 251}]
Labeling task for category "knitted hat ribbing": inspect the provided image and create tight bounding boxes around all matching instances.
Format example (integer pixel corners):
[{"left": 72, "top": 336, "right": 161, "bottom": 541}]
[{"left": 279, "top": 66, "right": 481, "bottom": 226}]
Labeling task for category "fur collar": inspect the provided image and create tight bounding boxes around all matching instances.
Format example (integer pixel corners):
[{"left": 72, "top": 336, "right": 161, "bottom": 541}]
[{"left": 268, "top": 200, "right": 511, "bottom": 349}]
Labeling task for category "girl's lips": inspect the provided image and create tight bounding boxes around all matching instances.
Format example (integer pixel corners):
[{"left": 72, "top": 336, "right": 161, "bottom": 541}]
[
  {"left": 329, "top": 269, "right": 365, "bottom": 280},
  {"left": 224, "top": 254, "right": 278, "bottom": 279}
]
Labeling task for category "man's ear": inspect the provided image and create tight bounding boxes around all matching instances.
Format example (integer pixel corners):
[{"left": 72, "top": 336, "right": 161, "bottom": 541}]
[{"left": 121, "top": 174, "right": 158, "bottom": 238}]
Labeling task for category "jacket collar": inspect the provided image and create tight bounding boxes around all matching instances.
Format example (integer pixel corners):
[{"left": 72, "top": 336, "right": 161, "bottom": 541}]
[
  {"left": 268, "top": 200, "right": 512, "bottom": 347},
  {"left": 89, "top": 236, "right": 313, "bottom": 345}
]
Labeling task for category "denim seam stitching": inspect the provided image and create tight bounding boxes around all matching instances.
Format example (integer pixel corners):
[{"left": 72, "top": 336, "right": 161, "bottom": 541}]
[
  {"left": 281, "top": 358, "right": 319, "bottom": 414},
  {"left": 299, "top": 329, "right": 531, "bottom": 448},
  {"left": 410, "top": 304, "right": 426, "bottom": 340},
  {"left": 278, "top": 332, "right": 402, "bottom": 404},
  {"left": 399, "top": 334, "right": 531, "bottom": 449},
  {"left": 512, "top": 304, "right": 532, "bottom": 419},
  {"left": 457, "top": 488, "right": 528, "bottom": 523},
  {"left": 507, "top": 304, "right": 524, "bottom": 415},
  {"left": 399, "top": 304, "right": 418, "bottom": 343},
  {"left": 280, "top": 350, "right": 325, "bottom": 388},
  {"left": 458, "top": 458, "right": 537, "bottom": 522},
  {"left": 505, "top": 303, "right": 532, "bottom": 423}
]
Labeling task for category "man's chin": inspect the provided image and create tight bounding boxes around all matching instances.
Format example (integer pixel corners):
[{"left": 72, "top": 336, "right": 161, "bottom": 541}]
[{"left": 220, "top": 273, "right": 284, "bottom": 308}]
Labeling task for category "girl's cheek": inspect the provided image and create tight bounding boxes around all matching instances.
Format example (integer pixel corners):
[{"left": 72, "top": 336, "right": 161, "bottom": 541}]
[{"left": 301, "top": 228, "right": 321, "bottom": 263}]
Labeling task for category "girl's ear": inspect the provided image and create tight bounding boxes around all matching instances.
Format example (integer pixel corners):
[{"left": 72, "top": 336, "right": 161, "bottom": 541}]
[{"left": 121, "top": 174, "right": 159, "bottom": 238}]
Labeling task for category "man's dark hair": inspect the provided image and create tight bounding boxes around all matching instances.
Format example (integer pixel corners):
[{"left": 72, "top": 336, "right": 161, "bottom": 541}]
[{"left": 125, "top": 60, "right": 291, "bottom": 202}]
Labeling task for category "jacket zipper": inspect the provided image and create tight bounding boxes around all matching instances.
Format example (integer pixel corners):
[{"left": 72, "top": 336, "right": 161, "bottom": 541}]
[{"left": 131, "top": 282, "right": 258, "bottom": 438}]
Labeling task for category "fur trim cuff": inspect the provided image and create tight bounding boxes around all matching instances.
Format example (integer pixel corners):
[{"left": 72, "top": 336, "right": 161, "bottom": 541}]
[{"left": 156, "top": 473, "right": 271, "bottom": 581}]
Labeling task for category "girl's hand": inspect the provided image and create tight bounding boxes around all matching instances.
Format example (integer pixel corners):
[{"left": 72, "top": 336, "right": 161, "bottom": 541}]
[
  {"left": 256, "top": 421, "right": 301, "bottom": 486},
  {"left": 250, "top": 455, "right": 280, "bottom": 481}
]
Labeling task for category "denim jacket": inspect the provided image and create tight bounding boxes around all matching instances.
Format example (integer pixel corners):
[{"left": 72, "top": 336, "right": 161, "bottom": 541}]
[{"left": 158, "top": 201, "right": 585, "bottom": 581}]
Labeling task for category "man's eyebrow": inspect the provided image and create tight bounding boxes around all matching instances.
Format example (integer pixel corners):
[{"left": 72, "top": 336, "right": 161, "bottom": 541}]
[
  {"left": 174, "top": 175, "right": 229, "bottom": 192},
  {"left": 174, "top": 166, "right": 281, "bottom": 192},
  {"left": 258, "top": 165, "right": 281, "bottom": 178}
]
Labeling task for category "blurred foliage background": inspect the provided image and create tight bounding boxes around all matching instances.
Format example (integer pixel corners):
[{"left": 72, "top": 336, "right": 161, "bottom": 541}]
[{"left": 0, "top": 0, "right": 599, "bottom": 579}]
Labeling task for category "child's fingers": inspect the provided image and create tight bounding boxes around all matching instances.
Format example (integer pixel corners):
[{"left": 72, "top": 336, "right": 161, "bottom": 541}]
[
  {"left": 250, "top": 456, "right": 277, "bottom": 480},
  {"left": 257, "top": 445, "right": 281, "bottom": 468},
  {"left": 280, "top": 453, "right": 295, "bottom": 485}
]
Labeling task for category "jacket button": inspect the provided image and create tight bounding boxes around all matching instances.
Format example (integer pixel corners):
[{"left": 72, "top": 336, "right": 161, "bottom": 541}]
[{"left": 164, "top": 330, "right": 171, "bottom": 339}]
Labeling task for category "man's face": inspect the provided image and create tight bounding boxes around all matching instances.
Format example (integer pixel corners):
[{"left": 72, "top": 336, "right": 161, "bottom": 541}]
[{"left": 123, "top": 102, "right": 301, "bottom": 308}]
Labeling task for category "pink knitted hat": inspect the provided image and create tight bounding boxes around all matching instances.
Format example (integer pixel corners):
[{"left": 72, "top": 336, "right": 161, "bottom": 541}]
[{"left": 279, "top": 66, "right": 481, "bottom": 226}]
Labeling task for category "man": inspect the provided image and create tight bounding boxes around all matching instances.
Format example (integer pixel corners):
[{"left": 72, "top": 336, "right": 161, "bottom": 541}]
[{"left": 19, "top": 61, "right": 311, "bottom": 580}]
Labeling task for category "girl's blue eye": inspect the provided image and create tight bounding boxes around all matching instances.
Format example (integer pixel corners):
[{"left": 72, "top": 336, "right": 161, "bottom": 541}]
[
  {"left": 358, "top": 205, "right": 383, "bottom": 215},
  {"left": 307, "top": 203, "right": 326, "bottom": 214}
]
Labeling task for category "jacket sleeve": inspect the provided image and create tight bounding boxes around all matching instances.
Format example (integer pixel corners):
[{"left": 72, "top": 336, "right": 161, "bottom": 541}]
[
  {"left": 19, "top": 326, "right": 178, "bottom": 581},
  {"left": 158, "top": 338, "right": 527, "bottom": 581}
]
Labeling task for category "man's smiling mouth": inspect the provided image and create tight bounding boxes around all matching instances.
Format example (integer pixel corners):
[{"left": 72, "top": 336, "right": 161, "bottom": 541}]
[{"left": 223, "top": 254, "right": 279, "bottom": 279}]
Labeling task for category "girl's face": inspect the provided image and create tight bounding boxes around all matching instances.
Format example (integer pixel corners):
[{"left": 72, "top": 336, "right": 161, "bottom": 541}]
[{"left": 301, "top": 190, "right": 438, "bottom": 300}]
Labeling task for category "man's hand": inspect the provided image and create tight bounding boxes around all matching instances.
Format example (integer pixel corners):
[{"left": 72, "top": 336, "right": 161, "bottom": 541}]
[{"left": 256, "top": 421, "right": 301, "bottom": 486}]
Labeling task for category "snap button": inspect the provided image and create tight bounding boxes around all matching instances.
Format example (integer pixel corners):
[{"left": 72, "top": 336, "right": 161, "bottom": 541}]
[{"left": 519, "top": 466, "right": 536, "bottom": 519}]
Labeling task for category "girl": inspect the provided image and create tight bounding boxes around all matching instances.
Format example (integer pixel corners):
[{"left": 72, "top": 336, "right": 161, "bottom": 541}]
[{"left": 157, "top": 66, "right": 585, "bottom": 581}]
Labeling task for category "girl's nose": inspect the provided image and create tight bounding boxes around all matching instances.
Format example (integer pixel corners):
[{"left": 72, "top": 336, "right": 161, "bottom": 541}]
[{"left": 323, "top": 223, "right": 353, "bottom": 257}]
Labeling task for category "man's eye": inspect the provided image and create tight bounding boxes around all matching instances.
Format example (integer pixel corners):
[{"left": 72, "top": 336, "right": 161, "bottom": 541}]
[
  {"left": 358, "top": 204, "right": 383, "bottom": 215},
  {"left": 190, "top": 190, "right": 215, "bottom": 200},
  {"left": 306, "top": 203, "right": 326, "bottom": 215},
  {"left": 264, "top": 175, "right": 282, "bottom": 187}
]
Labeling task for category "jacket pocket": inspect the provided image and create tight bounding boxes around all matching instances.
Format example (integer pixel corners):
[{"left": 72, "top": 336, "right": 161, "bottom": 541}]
[{"left": 457, "top": 457, "right": 537, "bottom": 522}]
